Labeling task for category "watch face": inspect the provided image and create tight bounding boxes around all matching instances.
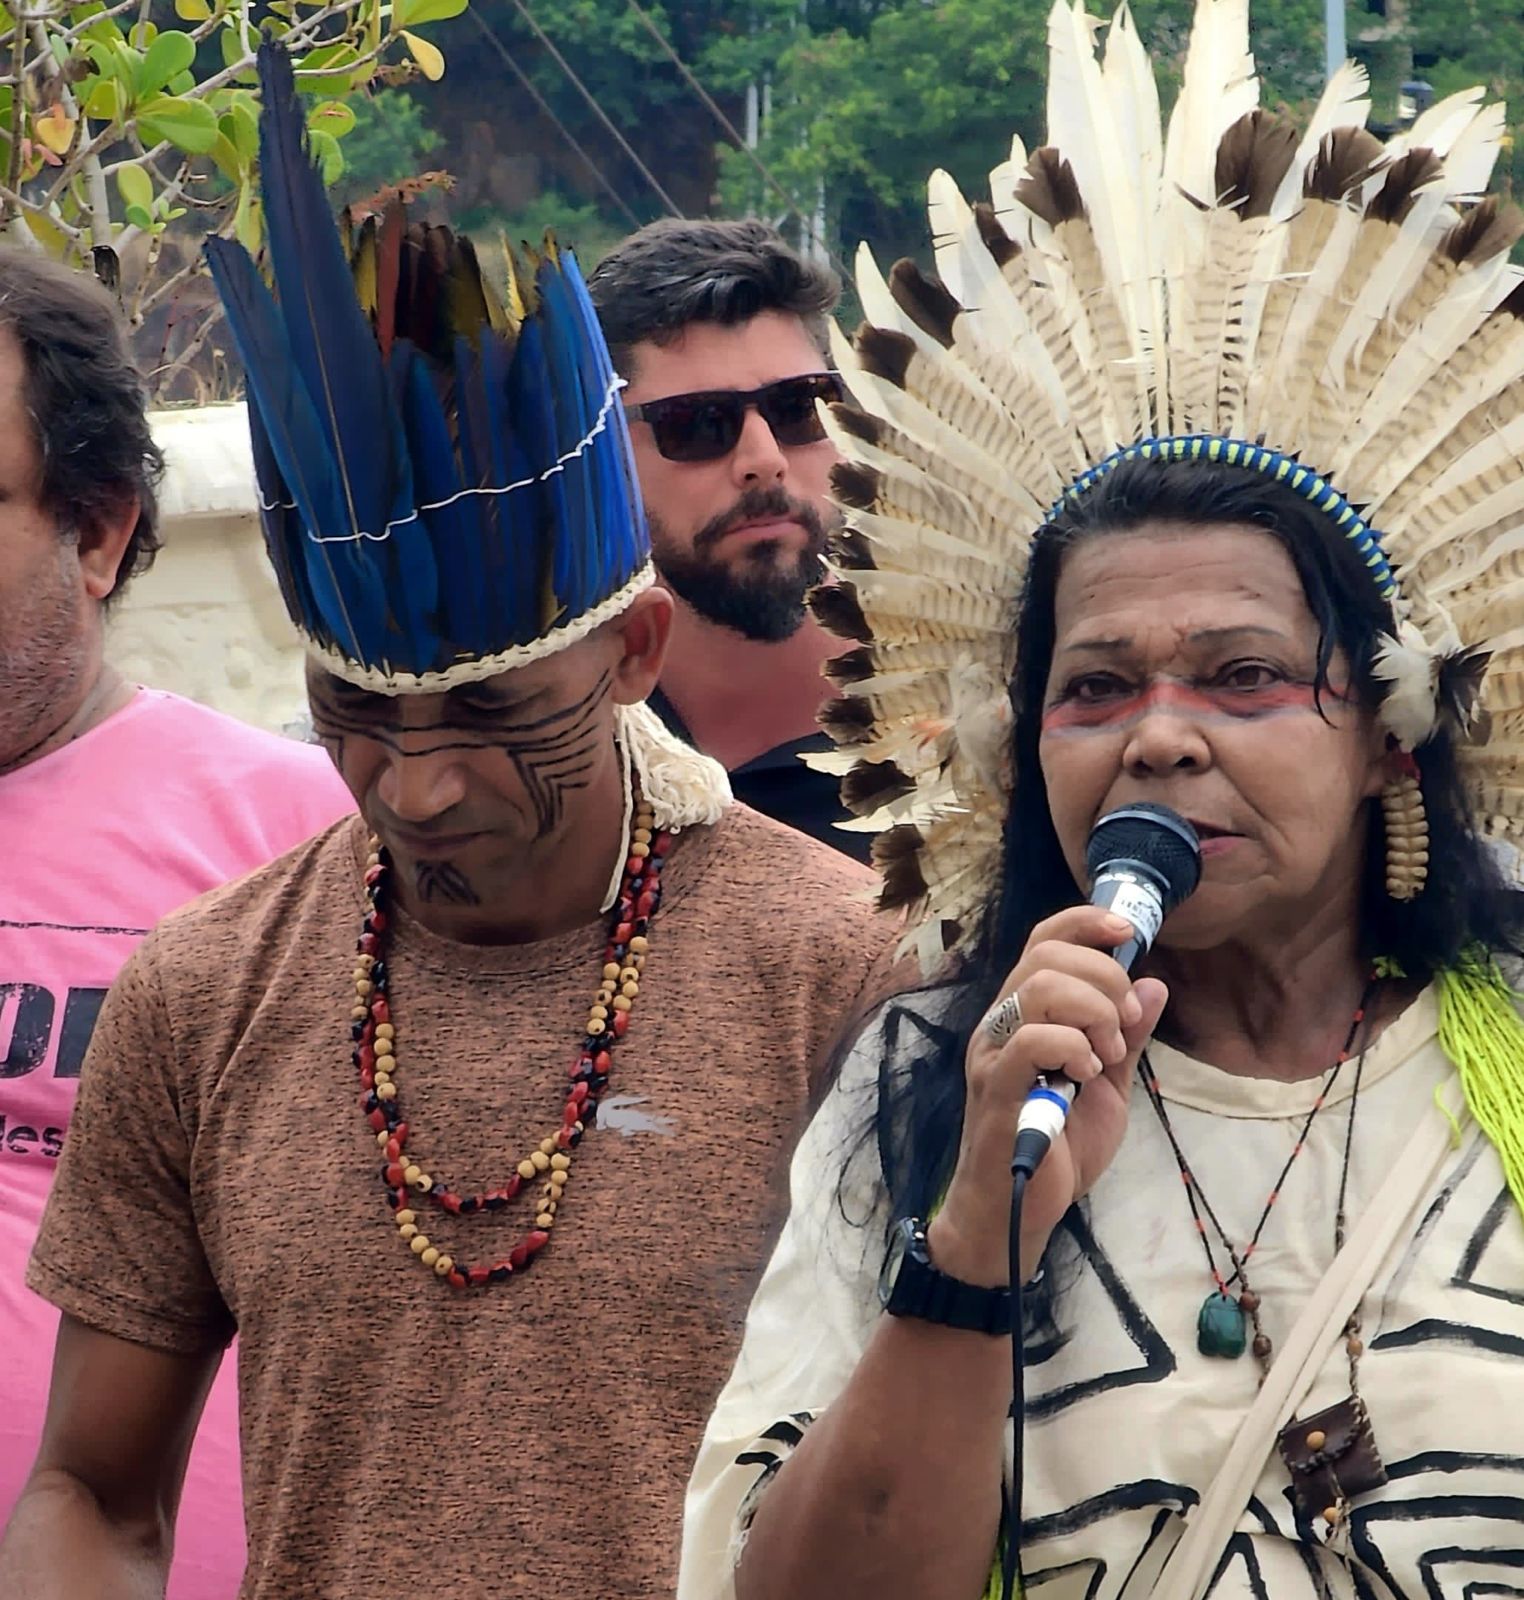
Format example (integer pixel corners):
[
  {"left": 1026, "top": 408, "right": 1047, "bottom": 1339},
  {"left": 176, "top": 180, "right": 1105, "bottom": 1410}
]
[{"left": 878, "top": 1217, "right": 917, "bottom": 1308}]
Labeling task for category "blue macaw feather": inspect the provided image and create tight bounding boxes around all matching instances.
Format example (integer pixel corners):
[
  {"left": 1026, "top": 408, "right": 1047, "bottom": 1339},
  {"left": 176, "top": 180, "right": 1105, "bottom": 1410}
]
[
  {"left": 366, "top": 343, "right": 443, "bottom": 674},
  {"left": 254, "top": 43, "right": 413, "bottom": 545},
  {"left": 449, "top": 331, "right": 516, "bottom": 651},
  {"left": 563, "top": 250, "right": 650, "bottom": 585},
  {"left": 242, "top": 398, "right": 305, "bottom": 623},
  {"left": 532, "top": 258, "right": 599, "bottom": 618},
  {"left": 205, "top": 237, "right": 386, "bottom": 656},
  {"left": 472, "top": 329, "right": 541, "bottom": 650},
  {"left": 391, "top": 340, "right": 487, "bottom": 663},
  {"left": 502, "top": 316, "right": 567, "bottom": 639},
  {"left": 210, "top": 49, "right": 647, "bottom": 686}
]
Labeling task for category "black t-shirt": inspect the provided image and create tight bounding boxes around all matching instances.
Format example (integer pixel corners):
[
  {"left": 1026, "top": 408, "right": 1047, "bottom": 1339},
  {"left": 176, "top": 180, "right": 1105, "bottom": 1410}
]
[{"left": 647, "top": 687, "right": 871, "bottom": 864}]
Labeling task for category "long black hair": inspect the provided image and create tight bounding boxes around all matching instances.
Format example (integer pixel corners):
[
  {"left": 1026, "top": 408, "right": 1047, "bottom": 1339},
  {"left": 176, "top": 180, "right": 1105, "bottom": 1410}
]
[{"left": 857, "top": 455, "right": 1524, "bottom": 1228}]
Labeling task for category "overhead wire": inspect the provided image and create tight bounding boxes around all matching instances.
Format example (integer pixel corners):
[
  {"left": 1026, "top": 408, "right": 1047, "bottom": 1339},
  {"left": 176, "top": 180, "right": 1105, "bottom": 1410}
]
[
  {"left": 620, "top": 0, "right": 852, "bottom": 282},
  {"left": 502, "top": 0, "right": 687, "bottom": 220},
  {"left": 467, "top": 10, "right": 643, "bottom": 230}
]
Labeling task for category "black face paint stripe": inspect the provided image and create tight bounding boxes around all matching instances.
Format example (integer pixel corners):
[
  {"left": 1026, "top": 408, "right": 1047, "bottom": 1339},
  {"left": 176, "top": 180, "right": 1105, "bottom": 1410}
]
[
  {"left": 310, "top": 670, "right": 616, "bottom": 844},
  {"left": 309, "top": 671, "right": 616, "bottom": 756},
  {"left": 508, "top": 706, "right": 609, "bottom": 840},
  {"left": 413, "top": 861, "right": 481, "bottom": 905}
]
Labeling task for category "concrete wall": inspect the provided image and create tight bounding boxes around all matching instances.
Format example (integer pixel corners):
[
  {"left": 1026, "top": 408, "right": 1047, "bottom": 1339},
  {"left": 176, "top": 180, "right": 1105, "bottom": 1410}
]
[{"left": 106, "top": 404, "right": 311, "bottom": 736}]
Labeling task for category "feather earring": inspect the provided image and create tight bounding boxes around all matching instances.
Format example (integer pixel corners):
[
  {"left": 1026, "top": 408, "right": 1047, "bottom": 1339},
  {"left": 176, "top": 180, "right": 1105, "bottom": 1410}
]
[{"left": 1382, "top": 754, "right": 1430, "bottom": 900}]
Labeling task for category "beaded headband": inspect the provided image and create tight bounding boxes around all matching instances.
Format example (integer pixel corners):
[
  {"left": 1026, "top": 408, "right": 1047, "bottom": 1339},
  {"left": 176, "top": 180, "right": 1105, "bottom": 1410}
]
[{"left": 1049, "top": 436, "right": 1399, "bottom": 605}]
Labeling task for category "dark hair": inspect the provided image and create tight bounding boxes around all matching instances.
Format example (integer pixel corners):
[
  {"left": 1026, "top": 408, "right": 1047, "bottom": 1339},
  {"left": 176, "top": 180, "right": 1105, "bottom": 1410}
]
[
  {"left": 857, "top": 456, "right": 1524, "bottom": 1227},
  {"left": 585, "top": 218, "right": 840, "bottom": 378},
  {"left": 0, "top": 249, "right": 164, "bottom": 603}
]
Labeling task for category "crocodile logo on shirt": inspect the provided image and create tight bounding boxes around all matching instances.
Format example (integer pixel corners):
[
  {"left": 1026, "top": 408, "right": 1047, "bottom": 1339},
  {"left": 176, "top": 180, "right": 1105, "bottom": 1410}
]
[{"left": 596, "top": 1094, "right": 676, "bottom": 1137}]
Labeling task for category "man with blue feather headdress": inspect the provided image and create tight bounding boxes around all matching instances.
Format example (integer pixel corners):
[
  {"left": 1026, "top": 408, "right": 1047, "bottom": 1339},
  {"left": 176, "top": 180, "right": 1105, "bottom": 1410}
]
[{"left": 0, "top": 44, "right": 889, "bottom": 1600}]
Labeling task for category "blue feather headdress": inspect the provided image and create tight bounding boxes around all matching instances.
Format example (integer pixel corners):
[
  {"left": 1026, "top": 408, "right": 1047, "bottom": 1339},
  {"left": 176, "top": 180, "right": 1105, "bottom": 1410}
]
[{"left": 205, "top": 43, "right": 651, "bottom": 694}]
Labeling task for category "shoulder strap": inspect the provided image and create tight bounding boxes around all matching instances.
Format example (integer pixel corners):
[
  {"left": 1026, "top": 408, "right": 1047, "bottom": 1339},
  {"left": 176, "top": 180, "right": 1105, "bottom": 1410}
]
[{"left": 1151, "top": 1076, "right": 1469, "bottom": 1600}]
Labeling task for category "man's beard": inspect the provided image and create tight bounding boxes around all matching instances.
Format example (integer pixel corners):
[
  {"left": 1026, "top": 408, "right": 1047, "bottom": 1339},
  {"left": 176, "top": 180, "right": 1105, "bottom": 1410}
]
[
  {"left": 0, "top": 539, "right": 89, "bottom": 772},
  {"left": 648, "top": 485, "right": 834, "bottom": 644}
]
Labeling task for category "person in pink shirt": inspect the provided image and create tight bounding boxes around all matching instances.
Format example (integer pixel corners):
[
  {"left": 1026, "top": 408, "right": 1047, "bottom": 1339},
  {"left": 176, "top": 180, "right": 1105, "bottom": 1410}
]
[{"left": 0, "top": 251, "right": 354, "bottom": 1594}]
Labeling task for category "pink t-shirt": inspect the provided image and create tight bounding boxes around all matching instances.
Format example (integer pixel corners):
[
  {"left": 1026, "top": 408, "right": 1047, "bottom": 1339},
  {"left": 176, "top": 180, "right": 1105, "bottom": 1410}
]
[{"left": 0, "top": 688, "right": 353, "bottom": 1596}]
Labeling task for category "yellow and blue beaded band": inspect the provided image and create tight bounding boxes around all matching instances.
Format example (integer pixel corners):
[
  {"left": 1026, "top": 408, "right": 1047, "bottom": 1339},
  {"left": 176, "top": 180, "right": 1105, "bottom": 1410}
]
[{"left": 1048, "top": 435, "right": 1400, "bottom": 605}]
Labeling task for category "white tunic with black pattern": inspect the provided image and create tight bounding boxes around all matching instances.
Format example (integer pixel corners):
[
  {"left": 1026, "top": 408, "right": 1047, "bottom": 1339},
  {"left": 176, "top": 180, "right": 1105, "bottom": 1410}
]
[{"left": 679, "top": 986, "right": 1524, "bottom": 1600}]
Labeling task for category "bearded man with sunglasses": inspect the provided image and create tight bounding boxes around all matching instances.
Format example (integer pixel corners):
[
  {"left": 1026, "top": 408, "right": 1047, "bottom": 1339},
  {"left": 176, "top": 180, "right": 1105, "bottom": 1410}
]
[{"left": 588, "top": 221, "right": 866, "bottom": 860}]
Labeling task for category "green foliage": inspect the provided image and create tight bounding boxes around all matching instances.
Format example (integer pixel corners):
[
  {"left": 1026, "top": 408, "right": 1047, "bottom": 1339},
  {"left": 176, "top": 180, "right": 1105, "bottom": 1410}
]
[
  {"left": 332, "top": 89, "right": 442, "bottom": 202},
  {"left": 434, "top": 0, "right": 1520, "bottom": 278},
  {"left": 0, "top": 0, "right": 467, "bottom": 271},
  {"left": 457, "top": 189, "right": 627, "bottom": 270}
]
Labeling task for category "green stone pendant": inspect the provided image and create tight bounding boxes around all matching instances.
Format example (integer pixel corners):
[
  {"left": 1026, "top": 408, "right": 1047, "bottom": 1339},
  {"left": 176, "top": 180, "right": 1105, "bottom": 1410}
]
[{"left": 1197, "top": 1290, "right": 1248, "bottom": 1358}]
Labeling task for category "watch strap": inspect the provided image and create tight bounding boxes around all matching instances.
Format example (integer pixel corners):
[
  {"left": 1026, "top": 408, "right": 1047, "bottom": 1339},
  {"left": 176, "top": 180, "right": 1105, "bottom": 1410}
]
[{"left": 884, "top": 1222, "right": 1011, "bottom": 1336}]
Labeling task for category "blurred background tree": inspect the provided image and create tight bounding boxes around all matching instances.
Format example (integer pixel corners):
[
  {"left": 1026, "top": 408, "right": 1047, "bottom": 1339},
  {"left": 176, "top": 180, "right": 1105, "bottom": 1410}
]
[
  {"left": 0, "top": 0, "right": 466, "bottom": 398},
  {"left": 406, "top": 0, "right": 1520, "bottom": 295},
  {"left": 12, "top": 0, "right": 1515, "bottom": 402}
]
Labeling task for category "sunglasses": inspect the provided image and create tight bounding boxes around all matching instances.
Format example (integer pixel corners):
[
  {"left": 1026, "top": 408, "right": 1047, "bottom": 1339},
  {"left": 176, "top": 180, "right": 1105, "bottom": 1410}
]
[{"left": 624, "top": 372, "right": 845, "bottom": 463}]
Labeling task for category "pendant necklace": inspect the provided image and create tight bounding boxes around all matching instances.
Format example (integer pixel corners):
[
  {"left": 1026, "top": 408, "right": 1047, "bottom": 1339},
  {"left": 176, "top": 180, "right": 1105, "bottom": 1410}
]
[{"left": 1140, "top": 973, "right": 1388, "bottom": 1530}]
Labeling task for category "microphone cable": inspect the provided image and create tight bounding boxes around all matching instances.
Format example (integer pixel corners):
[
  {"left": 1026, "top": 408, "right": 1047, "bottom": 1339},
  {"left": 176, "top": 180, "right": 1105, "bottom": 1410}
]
[{"left": 1000, "top": 1164, "right": 1030, "bottom": 1600}]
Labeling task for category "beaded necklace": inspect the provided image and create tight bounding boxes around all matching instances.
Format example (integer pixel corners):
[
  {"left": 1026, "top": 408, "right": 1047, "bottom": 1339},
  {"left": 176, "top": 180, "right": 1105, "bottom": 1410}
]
[
  {"left": 1138, "top": 974, "right": 1377, "bottom": 1363},
  {"left": 1139, "top": 975, "right": 1389, "bottom": 1533},
  {"left": 350, "top": 798, "right": 669, "bottom": 1289}
]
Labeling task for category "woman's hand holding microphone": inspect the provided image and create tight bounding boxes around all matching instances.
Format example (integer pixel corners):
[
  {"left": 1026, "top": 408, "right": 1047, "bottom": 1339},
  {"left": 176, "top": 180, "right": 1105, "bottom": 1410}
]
[{"left": 927, "top": 906, "right": 1169, "bottom": 1289}]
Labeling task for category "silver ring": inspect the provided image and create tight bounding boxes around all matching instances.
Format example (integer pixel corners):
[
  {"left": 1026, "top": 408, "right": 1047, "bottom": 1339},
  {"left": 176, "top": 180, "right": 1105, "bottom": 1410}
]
[{"left": 982, "top": 991, "right": 1023, "bottom": 1042}]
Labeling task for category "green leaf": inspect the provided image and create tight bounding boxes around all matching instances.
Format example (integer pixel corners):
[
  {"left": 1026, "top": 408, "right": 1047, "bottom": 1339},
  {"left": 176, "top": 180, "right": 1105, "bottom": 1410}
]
[
  {"left": 307, "top": 126, "right": 344, "bottom": 184},
  {"left": 399, "top": 29, "right": 445, "bottom": 80},
  {"left": 234, "top": 185, "right": 262, "bottom": 253},
  {"left": 135, "top": 93, "right": 219, "bottom": 153},
  {"left": 174, "top": 0, "right": 212, "bottom": 18},
  {"left": 293, "top": 40, "right": 361, "bottom": 95},
  {"left": 393, "top": 0, "right": 467, "bottom": 26},
  {"left": 24, "top": 207, "right": 73, "bottom": 256},
  {"left": 128, "top": 20, "right": 158, "bottom": 47},
  {"left": 218, "top": 23, "right": 257, "bottom": 81},
  {"left": 124, "top": 202, "right": 153, "bottom": 229},
  {"left": 69, "top": 3, "right": 121, "bottom": 46},
  {"left": 85, "top": 38, "right": 141, "bottom": 90},
  {"left": 83, "top": 77, "right": 123, "bottom": 120},
  {"left": 222, "top": 97, "right": 258, "bottom": 160},
  {"left": 307, "top": 99, "right": 356, "bottom": 138},
  {"left": 210, "top": 130, "right": 243, "bottom": 183},
  {"left": 115, "top": 163, "right": 154, "bottom": 213},
  {"left": 168, "top": 70, "right": 194, "bottom": 95},
  {"left": 139, "top": 29, "right": 196, "bottom": 95}
]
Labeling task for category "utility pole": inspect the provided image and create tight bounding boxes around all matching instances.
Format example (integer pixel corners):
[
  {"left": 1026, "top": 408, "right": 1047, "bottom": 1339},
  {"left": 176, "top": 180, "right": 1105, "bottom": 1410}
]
[{"left": 1325, "top": 0, "right": 1346, "bottom": 82}]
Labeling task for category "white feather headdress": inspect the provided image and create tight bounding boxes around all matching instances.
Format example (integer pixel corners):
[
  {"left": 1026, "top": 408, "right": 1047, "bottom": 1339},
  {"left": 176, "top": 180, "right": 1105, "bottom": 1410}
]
[{"left": 814, "top": 0, "right": 1524, "bottom": 968}]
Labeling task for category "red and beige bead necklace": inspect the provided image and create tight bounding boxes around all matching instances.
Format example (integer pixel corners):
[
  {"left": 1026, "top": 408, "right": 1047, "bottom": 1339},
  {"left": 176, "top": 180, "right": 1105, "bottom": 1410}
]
[{"left": 350, "top": 796, "right": 669, "bottom": 1289}]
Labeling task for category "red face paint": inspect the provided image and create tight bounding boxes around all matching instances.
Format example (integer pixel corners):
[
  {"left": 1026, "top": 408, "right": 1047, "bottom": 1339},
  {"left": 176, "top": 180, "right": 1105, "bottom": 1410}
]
[{"left": 1041, "top": 676, "right": 1333, "bottom": 734}]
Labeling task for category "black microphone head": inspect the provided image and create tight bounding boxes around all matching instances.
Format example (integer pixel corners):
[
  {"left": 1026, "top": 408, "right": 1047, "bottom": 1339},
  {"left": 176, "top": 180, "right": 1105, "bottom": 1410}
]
[{"left": 1085, "top": 803, "right": 1202, "bottom": 914}]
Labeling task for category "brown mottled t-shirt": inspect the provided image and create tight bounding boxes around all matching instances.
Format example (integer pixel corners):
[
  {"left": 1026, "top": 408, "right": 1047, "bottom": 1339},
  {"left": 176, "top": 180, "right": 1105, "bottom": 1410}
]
[{"left": 29, "top": 806, "right": 889, "bottom": 1599}]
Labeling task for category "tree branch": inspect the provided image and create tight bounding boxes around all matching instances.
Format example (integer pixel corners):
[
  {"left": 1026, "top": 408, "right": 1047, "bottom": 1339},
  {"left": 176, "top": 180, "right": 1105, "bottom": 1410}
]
[
  {"left": 42, "top": 0, "right": 368, "bottom": 200},
  {"left": 0, "top": 177, "right": 85, "bottom": 238},
  {"left": 150, "top": 298, "right": 223, "bottom": 403},
  {"left": 26, "top": 15, "right": 112, "bottom": 251},
  {"left": 3, "top": 8, "right": 27, "bottom": 224}
]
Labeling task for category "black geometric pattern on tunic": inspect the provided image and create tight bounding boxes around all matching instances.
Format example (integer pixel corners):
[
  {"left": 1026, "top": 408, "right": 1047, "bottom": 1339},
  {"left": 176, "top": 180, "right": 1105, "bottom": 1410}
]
[
  {"left": 1023, "top": 1208, "right": 1176, "bottom": 1420},
  {"left": 1372, "top": 1162, "right": 1524, "bottom": 1357}
]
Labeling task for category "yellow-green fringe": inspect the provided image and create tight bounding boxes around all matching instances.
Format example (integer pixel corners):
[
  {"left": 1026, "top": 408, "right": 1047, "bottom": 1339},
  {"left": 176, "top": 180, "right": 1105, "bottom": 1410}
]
[
  {"left": 984, "top": 1528, "right": 1015, "bottom": 1600},
  {"left": 1438, "top": 954, "right": 1524, "bottom": 1218}
]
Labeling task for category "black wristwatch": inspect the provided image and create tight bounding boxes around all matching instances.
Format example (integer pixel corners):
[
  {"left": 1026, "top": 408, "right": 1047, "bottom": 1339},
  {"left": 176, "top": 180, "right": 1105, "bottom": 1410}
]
[{"left": 878, "top": 1216, "right": 1012, "bottom": 1336}]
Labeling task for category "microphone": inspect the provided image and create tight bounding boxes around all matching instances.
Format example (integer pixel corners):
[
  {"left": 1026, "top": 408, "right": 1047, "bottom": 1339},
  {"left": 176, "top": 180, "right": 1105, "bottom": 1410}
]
[{"left": 1011, "top": 803, "right": 1201, "bottom": 1177}]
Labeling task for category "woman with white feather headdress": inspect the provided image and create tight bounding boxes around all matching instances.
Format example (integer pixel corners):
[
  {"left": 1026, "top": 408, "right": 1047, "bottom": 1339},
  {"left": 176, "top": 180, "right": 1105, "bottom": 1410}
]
[{"left": 677, "top": 2, "right": 1524, "bottom": 1598}]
